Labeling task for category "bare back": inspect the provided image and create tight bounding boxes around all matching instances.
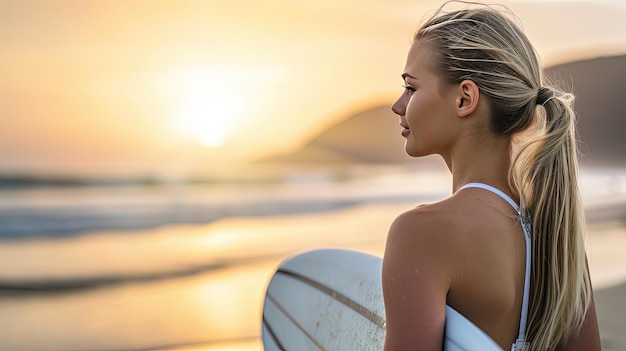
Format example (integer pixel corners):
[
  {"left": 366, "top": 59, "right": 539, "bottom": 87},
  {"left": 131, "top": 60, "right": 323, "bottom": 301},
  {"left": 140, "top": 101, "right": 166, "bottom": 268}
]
[
  {"left": 382, "top": 184, "right": 528, "bottom": 350},
  {"left": 445, "top": 186, "right": 527, "bottom": 348}
]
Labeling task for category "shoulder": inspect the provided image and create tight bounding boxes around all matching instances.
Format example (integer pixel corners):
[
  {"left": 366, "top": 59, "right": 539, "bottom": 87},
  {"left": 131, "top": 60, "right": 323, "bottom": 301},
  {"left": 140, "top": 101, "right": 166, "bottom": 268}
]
[
  {"left": 384, "top": 188, "right": 520, "bottom": 286},
  {"left": 383, "top": 203, "right": 462, "bottom": 301},
  {"left": 382, "top": 198, "right": 472, "bottom": 350},
  {"left": 385, "top": 196, "right": 474, "bottom": 272}
]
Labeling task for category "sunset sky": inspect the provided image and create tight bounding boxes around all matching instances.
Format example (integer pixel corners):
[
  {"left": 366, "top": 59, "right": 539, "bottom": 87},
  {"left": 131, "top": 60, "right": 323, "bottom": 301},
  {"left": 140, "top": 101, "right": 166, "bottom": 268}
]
[{"left": 2, "top": 0, "right": 626, "bottom": 177}]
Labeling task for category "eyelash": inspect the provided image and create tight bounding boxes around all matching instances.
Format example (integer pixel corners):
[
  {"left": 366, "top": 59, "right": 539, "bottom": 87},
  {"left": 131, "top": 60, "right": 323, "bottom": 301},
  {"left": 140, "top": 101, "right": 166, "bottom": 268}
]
[{"left": 402, "top": 85, "right": 416, "bottom": 93}]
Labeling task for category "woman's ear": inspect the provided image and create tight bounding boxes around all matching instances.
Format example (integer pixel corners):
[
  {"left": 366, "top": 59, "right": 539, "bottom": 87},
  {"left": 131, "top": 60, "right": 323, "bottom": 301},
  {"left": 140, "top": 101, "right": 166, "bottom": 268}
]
[{"left": 456, "top": 80, "right": 480, "bottom": 118}]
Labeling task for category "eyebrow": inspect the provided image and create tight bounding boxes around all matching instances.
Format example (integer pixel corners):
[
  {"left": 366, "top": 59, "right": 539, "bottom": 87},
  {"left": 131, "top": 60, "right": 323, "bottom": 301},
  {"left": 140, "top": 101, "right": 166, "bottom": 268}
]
[{"left": 402, "top": 73, "right": 417, "bottom": 80}]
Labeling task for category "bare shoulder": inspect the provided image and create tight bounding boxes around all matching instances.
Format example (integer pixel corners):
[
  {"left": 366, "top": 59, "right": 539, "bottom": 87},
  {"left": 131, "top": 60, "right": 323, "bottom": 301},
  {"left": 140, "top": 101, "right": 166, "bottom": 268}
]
[
  {"left": 385, "top": 196, "right": 476, "bottom": 271},
  {"left": 382, "top": 199, "right": 470, "bottom": 350},
  {"left": 383, "top": 201, "right": 467, "bottom": 297},
  {"left": 384, "top": 189, "right": 519, "bottom": 286},
  {"left": 383, "top": 199, "right": 473, "bottom": 278}
]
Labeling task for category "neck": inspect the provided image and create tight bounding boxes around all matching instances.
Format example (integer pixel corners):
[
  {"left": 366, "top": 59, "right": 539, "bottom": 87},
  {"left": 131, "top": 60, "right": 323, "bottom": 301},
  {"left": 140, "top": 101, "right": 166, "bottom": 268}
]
[{"left": 442, "top": 134, "right": 515, "bottom": 199}]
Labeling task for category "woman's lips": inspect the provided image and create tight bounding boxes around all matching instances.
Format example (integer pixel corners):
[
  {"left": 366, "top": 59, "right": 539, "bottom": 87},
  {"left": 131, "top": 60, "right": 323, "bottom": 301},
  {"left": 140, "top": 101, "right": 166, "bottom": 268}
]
[{"left": 401, "top": 124, "right": 410, "bottom": 137}]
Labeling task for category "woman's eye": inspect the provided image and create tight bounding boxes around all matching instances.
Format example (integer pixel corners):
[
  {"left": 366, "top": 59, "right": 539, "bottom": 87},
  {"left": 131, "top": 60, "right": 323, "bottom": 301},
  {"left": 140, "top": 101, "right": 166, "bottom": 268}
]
[{"left": 402, "top": 85, "right": 416, "bottom": 93}]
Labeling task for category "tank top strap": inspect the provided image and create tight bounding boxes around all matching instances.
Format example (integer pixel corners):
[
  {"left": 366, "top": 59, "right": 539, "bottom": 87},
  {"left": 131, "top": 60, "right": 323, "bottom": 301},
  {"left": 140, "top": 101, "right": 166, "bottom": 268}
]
[
  {"left": 459, "top": 182, "right": 531, "bottom": 351},
  {"left": 460, "top": 182, "right": 520, "bottom": 212}
]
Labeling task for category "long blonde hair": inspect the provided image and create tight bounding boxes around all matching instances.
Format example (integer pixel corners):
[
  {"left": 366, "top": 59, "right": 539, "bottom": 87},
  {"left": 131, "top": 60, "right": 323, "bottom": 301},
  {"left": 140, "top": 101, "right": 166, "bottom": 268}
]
[{"left": 414, "top": 2, "right": 591, "bottom": 349}]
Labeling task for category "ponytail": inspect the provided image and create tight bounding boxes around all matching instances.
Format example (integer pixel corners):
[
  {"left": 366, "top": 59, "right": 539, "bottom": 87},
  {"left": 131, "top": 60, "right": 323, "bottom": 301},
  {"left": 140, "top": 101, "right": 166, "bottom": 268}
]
[{"left": 511, "top": 86, "right": 592, "bottom": 350}]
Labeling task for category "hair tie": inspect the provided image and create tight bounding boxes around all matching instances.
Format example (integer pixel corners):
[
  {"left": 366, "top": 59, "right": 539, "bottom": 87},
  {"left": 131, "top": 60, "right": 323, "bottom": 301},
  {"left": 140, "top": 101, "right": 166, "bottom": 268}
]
[{"left": 537, "top": 87, "right": 555, "bottom": 106}]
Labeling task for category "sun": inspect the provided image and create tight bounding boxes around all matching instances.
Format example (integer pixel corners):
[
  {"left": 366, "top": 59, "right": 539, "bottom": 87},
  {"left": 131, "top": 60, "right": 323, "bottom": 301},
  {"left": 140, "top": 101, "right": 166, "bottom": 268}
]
[{"left": 168, "top": 68, "right": 245, "bottom": 148}]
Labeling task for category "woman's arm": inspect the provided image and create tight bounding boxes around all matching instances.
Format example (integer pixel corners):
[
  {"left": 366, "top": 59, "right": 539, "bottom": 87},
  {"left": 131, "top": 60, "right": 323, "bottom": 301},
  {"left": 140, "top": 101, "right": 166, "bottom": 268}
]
[
  {"left": 556, "top": 292, "right": 601, "bottom": 351},
  {"left": 557, "top": 257, "right": 601, "bottom": 351},
  {"left": 382, "top": 210, "right": 452, "bottom": 350}
]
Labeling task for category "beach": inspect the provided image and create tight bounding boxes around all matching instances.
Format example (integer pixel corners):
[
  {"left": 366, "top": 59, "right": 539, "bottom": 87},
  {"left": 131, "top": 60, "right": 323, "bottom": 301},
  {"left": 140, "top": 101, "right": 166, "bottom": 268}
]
[
  {"left": 0, "top": 167, "right": 625, "bottom": 351},
  {"left": 2, "top": 1, "right": 625, "bottom": 349}
]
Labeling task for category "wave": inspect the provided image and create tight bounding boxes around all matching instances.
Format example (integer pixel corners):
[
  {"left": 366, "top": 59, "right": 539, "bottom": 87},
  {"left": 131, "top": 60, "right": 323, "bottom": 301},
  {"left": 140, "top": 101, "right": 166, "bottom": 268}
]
[
  {"left": 0, "top": 263, "right": 224, "bottom": 296},
  {"left": 0, "top": 166, "right": 623, "bottom": 240},
  {"left": 0, "top": 252, "right": 283, "bottom": 296},
  {"left": 0, "top": 173, "right": 279, "bottom": 190},
  {"left": 0, "top": 196, "right": 422, "bottom": 240},
  {"left": 0, "top": 181, "right": 434, "bottom": 240}
]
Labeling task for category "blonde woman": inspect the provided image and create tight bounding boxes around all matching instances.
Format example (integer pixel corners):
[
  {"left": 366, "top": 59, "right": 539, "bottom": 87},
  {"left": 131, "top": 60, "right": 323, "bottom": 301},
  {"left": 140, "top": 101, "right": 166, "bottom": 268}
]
[{"left": 382, "top": 2, "right": 601, "bottom": 350}]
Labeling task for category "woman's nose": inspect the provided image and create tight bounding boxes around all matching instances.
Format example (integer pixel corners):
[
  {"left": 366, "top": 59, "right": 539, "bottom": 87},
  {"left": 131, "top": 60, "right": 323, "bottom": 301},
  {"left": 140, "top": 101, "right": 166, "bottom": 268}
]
[{"left": 391, "top": 98, "right": 405, "bottom": 116}]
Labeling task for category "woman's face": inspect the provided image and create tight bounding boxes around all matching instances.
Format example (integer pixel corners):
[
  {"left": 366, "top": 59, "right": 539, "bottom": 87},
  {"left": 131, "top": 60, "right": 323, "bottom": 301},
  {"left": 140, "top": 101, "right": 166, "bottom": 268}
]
[{"left": 391, "top": 42, "right": 459, "bottom": 158}]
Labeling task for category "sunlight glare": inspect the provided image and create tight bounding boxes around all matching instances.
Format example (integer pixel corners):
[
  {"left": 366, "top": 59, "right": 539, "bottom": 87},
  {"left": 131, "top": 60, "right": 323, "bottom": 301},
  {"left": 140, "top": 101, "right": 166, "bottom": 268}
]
[
  {"left": 165, "top": 66, "right": 285, "bottom": 148},
  {"left": 168, "top": 69, "right": 245, "bottom": 148}
]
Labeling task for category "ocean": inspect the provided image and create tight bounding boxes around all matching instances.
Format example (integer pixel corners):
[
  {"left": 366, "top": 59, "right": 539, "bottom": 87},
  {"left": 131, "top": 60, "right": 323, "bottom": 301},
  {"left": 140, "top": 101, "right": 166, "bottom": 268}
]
[
  {"left": 0, "top": 167, "right": 448, "bottom": 241},
  {"left": 0, "top": 165, "right": 625, "bottom": 351}
]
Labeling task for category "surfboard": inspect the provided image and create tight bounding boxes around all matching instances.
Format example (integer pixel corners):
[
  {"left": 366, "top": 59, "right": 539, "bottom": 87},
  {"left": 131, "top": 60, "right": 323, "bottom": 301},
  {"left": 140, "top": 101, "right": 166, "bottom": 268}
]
[{"left": 261, "top": 249, "right": 503, "bottom": 351}]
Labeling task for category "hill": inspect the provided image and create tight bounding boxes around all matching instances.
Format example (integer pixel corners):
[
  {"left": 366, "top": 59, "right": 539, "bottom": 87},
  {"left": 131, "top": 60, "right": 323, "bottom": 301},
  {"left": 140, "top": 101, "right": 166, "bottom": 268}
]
[
  {"left": 544, "top": 56, "right": 624, "bottom": 166},
  {"left": 260, "top": 105, "right": 412, "bottom": 164},
  {"left": 262, "top": 55, "right": 626, "bottom": 167}
]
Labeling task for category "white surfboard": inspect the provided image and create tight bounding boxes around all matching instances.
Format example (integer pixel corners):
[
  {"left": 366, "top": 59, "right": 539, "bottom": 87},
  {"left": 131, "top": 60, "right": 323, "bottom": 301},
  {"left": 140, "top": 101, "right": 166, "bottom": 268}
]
[{"left": 261, "top": 249, "right": 503, "bottom": 351}]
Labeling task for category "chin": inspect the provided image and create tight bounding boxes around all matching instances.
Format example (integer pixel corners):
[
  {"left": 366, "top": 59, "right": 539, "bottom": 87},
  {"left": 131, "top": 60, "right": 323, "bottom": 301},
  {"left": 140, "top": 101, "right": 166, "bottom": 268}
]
[
  {"left": 404, "top": 143, "right": 420, "bottom": 157},
  {"left": 404, "top": 143, "right": 431, "bottom": 158},
  {"left": 404, "top": 148, "right": 423, "bottom": 158}
]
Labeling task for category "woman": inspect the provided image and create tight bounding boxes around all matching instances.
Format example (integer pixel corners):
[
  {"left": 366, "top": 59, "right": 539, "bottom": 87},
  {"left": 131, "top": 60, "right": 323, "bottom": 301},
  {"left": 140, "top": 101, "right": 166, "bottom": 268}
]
[{"left": 382, "top": 2, "right": 601, "bottom": 350}]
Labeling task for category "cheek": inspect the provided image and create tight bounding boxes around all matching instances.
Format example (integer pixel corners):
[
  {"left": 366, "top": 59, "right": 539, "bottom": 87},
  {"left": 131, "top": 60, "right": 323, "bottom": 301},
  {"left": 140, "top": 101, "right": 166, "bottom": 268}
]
[
  {"left": 405, "top": 94, "right": 431, "bottom": 122},
  {"left": 405, "top": 95, "right": 420, "bottom": 115},
  {"left": 407, "top": 91, "right": 448, "bottom": 118}
]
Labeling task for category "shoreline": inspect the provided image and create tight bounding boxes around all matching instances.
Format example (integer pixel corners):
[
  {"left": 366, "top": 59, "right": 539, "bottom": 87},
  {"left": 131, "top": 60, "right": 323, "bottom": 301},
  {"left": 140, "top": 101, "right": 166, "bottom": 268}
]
[{"left": 0, "top": 200, "right": 624, "bottom": 351}]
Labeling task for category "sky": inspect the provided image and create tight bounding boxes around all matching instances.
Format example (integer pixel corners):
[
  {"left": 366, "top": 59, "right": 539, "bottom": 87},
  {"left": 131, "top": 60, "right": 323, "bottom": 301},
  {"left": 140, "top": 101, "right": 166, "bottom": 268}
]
[{"left": 1, "top": 0, "right": 626, "bottom": 177}]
